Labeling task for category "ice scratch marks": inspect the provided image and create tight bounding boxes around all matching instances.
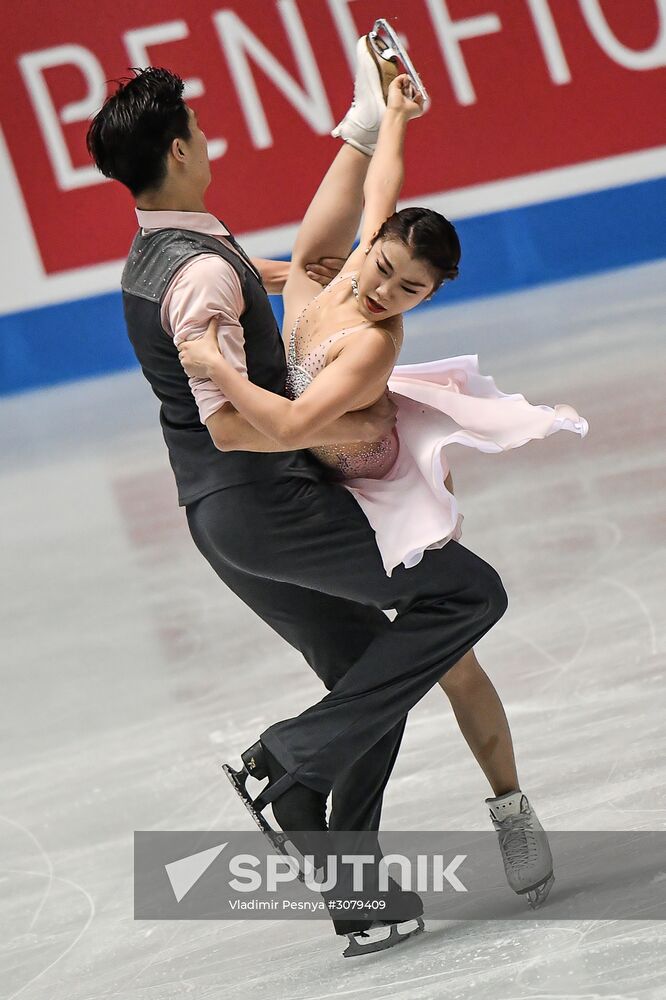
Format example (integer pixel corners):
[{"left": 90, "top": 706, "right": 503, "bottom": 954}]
[
  {"left": 2, "top": 868, "right": 94, "bottom": 1000},
  {"left": 586, "top": 575, "right": 659, "bottom": 657},
  {"left": 0, "top": 814, "right": 54, "bottom": 933},
  {"left": 0, "top": 814, "right": 94, "bottom": 1000}
]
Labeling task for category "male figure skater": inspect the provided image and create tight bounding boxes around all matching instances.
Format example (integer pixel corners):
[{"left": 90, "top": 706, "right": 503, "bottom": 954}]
[{"left": 87, "top": 49, "right": 510, "bottom": 955}]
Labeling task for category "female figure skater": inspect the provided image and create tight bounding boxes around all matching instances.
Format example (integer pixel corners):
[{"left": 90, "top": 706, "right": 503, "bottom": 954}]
[{"left": 179, "top": 40, "right": 586, "bottom": 909}]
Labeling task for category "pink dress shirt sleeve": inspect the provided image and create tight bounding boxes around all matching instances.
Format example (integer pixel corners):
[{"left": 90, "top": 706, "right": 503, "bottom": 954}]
[{"left": 160, "top": 253, "right": 247, "bottom": 424}]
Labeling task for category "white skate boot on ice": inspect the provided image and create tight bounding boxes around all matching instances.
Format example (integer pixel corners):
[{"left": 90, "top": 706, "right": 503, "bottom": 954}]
[
  {"left": 331, "top": 33, "right": 400, "bottom": 155},
  {"left": 486, "top": 790, "right": 555, "bottom": 909}
]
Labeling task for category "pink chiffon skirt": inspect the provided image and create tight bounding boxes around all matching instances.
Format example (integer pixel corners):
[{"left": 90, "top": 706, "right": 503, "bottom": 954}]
[{"left": 342, "top": 355, "right": 589, "bottom": 576}]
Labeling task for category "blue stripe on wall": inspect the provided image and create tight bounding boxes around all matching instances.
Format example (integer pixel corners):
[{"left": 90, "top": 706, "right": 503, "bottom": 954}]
[{"left": 2, "top": 175, "right": 665, "bottom": 396}]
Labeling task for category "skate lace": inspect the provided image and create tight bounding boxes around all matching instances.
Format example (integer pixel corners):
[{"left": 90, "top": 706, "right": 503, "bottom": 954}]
[{"left": 496, "top": 809, "right": 540, "bottom": 869}]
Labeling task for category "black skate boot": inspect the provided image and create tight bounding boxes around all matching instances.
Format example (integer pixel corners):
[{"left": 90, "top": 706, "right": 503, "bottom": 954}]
[
  {"left": 223, "top": 739, "right": 327, "bottom": 882},
  {"left": 322, "top": 838, "right": 425, "bottom": 957},
  {"left": 224, "top": 741, "right": 426, "bottom": 956},
  {"left": 334, "top": 881, "right": 425, "bottom": 958}
]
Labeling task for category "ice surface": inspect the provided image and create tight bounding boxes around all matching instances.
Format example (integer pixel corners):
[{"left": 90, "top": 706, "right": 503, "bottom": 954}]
[{"left": 1, "top": 261, "right": 665, "bottom": 999}]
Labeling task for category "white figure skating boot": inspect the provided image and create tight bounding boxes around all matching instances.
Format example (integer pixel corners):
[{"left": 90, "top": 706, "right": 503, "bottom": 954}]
[
  {"left": 331, "top": 33, "right": 400, "bottom": 155},
  {"left": 332, "top": 22, "right": 430, "bottom": 156},
  {"left": 486, "top": 790, "right": 555, "bottom": 909}
]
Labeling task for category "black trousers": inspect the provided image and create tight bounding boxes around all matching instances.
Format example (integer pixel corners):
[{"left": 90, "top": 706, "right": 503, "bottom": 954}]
[{"left": 186, "top": 469, "right": 507, "bottom": 831}]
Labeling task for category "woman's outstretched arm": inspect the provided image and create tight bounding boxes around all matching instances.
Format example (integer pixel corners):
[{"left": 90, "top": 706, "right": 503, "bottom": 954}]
[
  {"left": 178, "top": 319, "right": 396, "bottom": 448},
  {"left": 356, "top": 76, "right": 424, "bottom": 252}
]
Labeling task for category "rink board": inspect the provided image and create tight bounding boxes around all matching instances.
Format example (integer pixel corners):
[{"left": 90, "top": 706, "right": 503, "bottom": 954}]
[{"left": 1, "top": 0, "right": 665, "bottom": 393}]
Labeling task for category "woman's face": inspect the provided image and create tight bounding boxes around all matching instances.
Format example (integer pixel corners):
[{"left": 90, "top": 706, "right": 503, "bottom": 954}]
[{"left": 355, "top": 238, "right": 437, "bottom": 321}]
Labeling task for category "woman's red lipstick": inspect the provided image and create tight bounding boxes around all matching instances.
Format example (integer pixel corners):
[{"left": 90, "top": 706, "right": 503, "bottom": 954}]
[{"left": 365, "top": 295, "right": 385, "bottom": 314}]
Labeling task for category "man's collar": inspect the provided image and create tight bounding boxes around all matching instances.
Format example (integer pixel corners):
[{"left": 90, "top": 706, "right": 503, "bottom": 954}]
[{"left": 135, "top": 209, "right": 230, "bottom": 238}]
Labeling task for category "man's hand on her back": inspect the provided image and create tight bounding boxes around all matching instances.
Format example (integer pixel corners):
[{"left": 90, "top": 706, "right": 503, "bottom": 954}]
[{"left": 305, "top": 257, "right": 346, "bottom": 286}]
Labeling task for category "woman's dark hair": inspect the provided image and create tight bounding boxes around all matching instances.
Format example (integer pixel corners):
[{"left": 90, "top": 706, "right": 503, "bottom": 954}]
[
  {"left": 373, "top": 207, "right": 461, "bottom": 289},
  {"left": 86, "top": 68, "right": 191, "bottom": 196}
]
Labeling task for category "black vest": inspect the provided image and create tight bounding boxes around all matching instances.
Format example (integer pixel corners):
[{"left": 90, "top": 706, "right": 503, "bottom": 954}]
[{"left": 121, "top": 227, "right": 317, "bottom": 505}]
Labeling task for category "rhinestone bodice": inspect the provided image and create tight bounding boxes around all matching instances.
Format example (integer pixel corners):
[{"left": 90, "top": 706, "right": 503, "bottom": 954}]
[{"left": 285, "top": 271, "right": 399, "bottom": 481}]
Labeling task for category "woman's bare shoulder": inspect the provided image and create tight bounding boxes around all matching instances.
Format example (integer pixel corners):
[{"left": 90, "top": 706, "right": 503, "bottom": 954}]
[
  {"left": 376, "top": 313, "right": 404, "bottom": 351},
  {"left": 381, "top": 313, "right": 404, "bottom": 334},
  {"left": 328, "top": 321, "right": 396, "bottom": 370}
]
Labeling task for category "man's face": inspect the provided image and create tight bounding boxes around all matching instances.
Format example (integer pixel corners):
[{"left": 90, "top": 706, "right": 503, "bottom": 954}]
[{"left": 181, "top": 106, "right": 212, "bottom": 191}]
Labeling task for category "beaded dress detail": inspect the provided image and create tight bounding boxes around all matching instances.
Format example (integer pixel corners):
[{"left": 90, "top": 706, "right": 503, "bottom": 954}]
[{"left": 285, "top": 271, "right": 400, "bottom": 480}]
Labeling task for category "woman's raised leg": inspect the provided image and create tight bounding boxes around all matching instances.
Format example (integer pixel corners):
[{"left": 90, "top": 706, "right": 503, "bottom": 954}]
[
  {"left": 282, "top": 35, "right": 398, "bottom": 338},
  {"left": 282, "top": 143, "right": 370, "bottom": 340}
]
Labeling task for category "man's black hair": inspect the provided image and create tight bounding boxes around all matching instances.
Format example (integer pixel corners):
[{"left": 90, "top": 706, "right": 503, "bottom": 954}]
[{"left": 86, "top": 67, "right": 191, "bottom": 196}]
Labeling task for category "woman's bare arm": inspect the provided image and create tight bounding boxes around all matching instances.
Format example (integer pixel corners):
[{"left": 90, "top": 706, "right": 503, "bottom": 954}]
[
  {"left": 355, "top": 77, "right": 423, "bottom": 256},
  {"left": 179, "top": 320, "right": 396, "bottom": 448},
  {"left": 206, "top": 397, "right": 397, "bottom": 451}
]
